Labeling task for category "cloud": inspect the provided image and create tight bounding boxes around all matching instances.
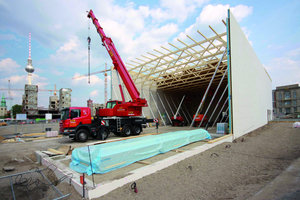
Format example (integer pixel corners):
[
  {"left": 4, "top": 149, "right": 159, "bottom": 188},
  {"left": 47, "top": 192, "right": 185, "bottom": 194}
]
[
  {"left": 48, "top": 36, "right": 87, "bottom": 67},
  {"left": 0, "top": 0, "right": 208, "bottom": 68},
  {"left": 231, "top": 5, "right": 253, "bottom": 22},
  {"left": 156, "top": 0, "right": 209, "bottom": 22},
  {"left": 125, "top": 23, "right": 178, "bottom": 59},
  {"left": 287, "top": 47, "right": 300, "bottom": 57},
  {"left": 9, "top": 75, "right": 25, "bottom": 84},
  {"left": 0, "top": 73, "right": 49, "bottom": 108},
  {"left": 199, "top": 4, "right": 253, "bottom": 24},
  {"left": 0, "top": 73, "right": 48, "bottom": 87},
  {"left": 57, "top": 37, "right": 79, "bottom": 53},
  {"left": 0, "top": 0, "right": 87, "bottom": 47},
  {"left": 174, "top": 3, "right": 253, "bottom": 46},
  {"left": 266, "top": 47, "right": 300, "bottom": 88},
  {"left": 0, "top": 58, "right": 21, "bottom": 74},
  {"left": 90, "top": 90, "right": 99, "bottom": 98},
  {"left": 0, "top": 0, "right": 255, "bottom": 108},
  {"left": 71, "top": 73, "right": 104, "bottom": 86}
]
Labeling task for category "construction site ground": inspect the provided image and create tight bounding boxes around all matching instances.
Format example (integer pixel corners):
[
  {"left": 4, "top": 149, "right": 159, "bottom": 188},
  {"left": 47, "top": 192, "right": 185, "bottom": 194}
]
[{"left": 0, "top": 122, "right": 299, "bottom": 199}]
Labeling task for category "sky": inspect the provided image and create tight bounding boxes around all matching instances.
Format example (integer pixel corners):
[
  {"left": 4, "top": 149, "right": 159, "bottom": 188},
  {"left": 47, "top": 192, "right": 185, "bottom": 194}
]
[{"left": 0, "top": 0, "right": 299, "bottom": 109}]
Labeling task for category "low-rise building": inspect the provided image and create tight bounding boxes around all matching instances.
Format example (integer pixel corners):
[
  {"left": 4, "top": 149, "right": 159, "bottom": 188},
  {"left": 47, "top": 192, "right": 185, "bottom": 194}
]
[{"left": 273, "top": 84, "right": 300, "bottom": 117}]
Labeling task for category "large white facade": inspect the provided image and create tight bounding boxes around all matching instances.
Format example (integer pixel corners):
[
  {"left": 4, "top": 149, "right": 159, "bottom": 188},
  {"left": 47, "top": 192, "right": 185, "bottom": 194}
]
[{"left": 229, "top": 11, "right": 272, "bottom": 139}]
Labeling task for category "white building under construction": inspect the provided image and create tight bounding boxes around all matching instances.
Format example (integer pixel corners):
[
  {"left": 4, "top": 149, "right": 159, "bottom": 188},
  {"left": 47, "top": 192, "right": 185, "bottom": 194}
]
[{"left": 111, "top": 11, "right": 272, "bottom": 139}]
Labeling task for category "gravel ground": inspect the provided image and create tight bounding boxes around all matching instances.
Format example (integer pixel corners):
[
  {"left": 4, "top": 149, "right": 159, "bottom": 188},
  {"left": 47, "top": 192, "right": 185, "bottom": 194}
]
[{"left": 0, "top": 122, "right": 299, "bottom": 200}]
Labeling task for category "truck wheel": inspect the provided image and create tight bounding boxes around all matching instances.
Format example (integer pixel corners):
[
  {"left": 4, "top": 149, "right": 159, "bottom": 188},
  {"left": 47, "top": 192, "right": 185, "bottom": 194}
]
[
  {"left": 132, "top": 125, "right": 142, "bottom": 135},
  {"left": 76, "top": 129, "right": 88, "bottom": 142},
  {"left": 121, "top": 125, "right": 131, "bottom": 137},
  {"left": 98, "top": 127, "right": 110, "bottom": 140}
]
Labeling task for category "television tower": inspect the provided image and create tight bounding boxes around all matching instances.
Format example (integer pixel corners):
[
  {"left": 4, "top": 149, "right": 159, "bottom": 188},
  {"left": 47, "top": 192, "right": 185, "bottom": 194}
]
[{"left": 25, "top": 33, "right": 35, "bottom": 85}]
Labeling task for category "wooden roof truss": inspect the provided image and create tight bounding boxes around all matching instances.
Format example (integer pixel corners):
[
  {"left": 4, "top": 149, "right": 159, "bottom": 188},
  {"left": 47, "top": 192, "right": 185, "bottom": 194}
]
[{"left": 127, "top": 25, "right": 227, "bottom": 92}]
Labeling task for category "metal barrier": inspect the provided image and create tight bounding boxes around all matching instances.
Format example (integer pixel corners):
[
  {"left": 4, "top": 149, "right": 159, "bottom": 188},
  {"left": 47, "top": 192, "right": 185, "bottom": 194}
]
[{"left": 0, "top": 167, "right": 70, "bottom": 200}]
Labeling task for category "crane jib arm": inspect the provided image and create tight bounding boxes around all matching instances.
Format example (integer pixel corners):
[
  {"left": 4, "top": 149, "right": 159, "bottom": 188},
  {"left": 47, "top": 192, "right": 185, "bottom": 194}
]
[{"left": 87, "top": 10, "right": 146, "bottom": 106}]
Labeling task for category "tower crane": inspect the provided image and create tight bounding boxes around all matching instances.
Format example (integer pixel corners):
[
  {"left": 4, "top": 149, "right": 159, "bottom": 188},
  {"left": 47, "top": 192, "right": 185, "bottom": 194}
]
[{"left": 0, "top": 84, "right": 58, "bottom": 95}]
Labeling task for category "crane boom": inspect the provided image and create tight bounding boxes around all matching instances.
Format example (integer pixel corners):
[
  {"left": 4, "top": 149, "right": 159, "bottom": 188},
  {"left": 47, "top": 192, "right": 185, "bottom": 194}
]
[{"left": 87, "top": 10, "right": 142, "bottom": 103}]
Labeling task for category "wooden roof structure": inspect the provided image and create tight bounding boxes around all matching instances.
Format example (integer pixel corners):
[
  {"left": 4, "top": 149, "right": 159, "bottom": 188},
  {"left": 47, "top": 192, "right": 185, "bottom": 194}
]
[{"left": 127, "top": 24, "right": 228, "bottom": 92}]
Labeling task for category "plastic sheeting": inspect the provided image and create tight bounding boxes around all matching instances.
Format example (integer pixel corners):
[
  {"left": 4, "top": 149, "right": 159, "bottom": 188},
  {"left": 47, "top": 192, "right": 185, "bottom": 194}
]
[{"left": 70, "top": 129, "right": 211, "bottom": 175}]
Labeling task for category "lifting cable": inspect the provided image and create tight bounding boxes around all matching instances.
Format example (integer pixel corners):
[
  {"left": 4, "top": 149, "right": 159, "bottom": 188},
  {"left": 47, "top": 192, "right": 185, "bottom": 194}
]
[{"left": 87, "top": 20, "right": 91, "bottom": 84}]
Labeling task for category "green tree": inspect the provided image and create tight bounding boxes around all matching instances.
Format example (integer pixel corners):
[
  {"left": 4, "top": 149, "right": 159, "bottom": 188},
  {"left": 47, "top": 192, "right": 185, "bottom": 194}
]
[{"left": 11, "top": 104, "right": 22, "bottom": 118}]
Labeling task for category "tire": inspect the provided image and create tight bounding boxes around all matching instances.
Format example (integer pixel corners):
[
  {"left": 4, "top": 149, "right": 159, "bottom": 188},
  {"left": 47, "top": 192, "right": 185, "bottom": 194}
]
[
  {"left": 76, "top": 129, "right": 88, "bottom": 142},
  {"left": 121, "top": 125, "right": 131, "bottom": 137},
  {"left": 131, "top": 125, "right": 142, "bottom": 135},
  {"left": 98, "top": 127, "right": 110, "bottom": 140}
]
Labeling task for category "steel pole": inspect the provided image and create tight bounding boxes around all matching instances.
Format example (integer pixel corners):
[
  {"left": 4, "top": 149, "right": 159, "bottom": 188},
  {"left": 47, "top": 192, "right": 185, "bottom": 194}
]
[
  {"left": 190, "top": 49, "right": 227, "bottom": 128},
  {"left": 212, "top": 98, "right": 229, "bottom": 127},
  {"left": 150, "top": 91, "right": 166, "bottom": 126},
  {"left": 163, "top": 94, "right": 175, "bottom": 116},
  {"left": 199, "top": 70, "right": 228, "bottom": 127},
  {"left": 220, "top": 107, "right": 229, "bottom": 122},
  {"left": 183, "top": 103, "right": 193, "bottom": 121},
  {"left": 175, "top": 97, "right": 190, "bottom": 124},
  {"left": 157, "top": 93, "right": 171, "bottom": 124},
  {"left": 174, "top": 95, "right": 185, "bottom": 118},
  {"left": 205, "top": 85, "right": 228, "bottom": 129}
]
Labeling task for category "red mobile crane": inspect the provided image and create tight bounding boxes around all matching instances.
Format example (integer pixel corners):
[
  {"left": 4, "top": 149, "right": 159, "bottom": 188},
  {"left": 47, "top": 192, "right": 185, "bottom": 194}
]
[{"left": 60, "top": 10, "right": 152, "bottom": 142}]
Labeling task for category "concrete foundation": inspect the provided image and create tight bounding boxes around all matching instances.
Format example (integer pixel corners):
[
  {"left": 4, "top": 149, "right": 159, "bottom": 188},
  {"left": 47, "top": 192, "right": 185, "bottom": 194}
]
[{"left": 37, "top": 130, "right": 232, "bottom": 199}]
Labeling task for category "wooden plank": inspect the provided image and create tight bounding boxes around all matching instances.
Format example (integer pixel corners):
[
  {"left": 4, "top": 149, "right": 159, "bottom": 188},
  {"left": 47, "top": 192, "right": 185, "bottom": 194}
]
[
  {"left": 171, "top": 149, "right": 185, "bottom": 153},
  {"left": 24, "top": 136, "right": 47, "bottom": 141},
  {"left": 22, "top": 132, "right": 45, "bottom": 137},
  {"left": 23, "top": 135, "right": 62, "bottom": 141},
  {"left": 136, "top": 160, "right": 151, "bottom": 165},
  {"left": 207, "top": 134, "right": 232, "bottom": 144},
  {"left": 42, "top": 151, "right": 58, "bottom": 156},
  {"left": 48, "top": 148, "right": 64, "bottom": 155},
  {"left": 1, "top": 138, "right": 17, "bottom": 143}
]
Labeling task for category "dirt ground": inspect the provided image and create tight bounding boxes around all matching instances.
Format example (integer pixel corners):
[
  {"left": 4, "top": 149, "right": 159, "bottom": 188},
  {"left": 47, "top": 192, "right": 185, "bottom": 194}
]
[
  {"left": 0, "top": 122, "right": 299, "bottom": 199},
  {"left": 101, "top": 122, "right": 300, "bottom": 200}
]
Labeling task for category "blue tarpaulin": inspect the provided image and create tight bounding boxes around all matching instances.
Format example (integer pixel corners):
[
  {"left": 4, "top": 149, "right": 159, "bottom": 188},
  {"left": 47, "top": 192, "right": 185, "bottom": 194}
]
[{"left": 70, "top": 129, "right": 211, "bottom": 175}]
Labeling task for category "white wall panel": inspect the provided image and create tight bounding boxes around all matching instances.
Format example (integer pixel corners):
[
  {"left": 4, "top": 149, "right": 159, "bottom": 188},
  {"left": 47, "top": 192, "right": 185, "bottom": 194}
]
[{"left": 229, "top": 11, "right": 272, "bottom": 139}]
